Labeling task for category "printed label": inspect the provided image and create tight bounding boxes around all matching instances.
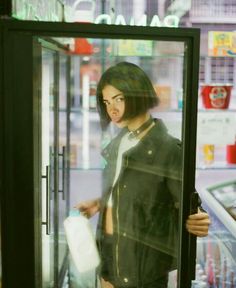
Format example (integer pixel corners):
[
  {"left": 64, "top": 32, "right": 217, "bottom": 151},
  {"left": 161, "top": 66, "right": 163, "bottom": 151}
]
[{"left": 209, "top": 87, "right": 227, "bottom": 108}]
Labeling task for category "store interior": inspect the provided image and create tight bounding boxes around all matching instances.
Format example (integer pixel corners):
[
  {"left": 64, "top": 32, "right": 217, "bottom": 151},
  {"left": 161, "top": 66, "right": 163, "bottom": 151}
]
[
  {"left": 61, "top": 1, "right": 236, "bottom": 287},
  {"left": 1, "top": 1, "right": 236, "bottom": 288}
]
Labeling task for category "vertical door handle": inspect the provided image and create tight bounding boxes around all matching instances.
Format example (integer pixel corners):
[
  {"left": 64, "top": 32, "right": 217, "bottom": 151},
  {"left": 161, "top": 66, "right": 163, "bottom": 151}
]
[
  {"left": 59, "top": 146, "right": 66, "bottom": 200},
  {"left": 42, "top": 165, "right": 51, "bottom": 235}
]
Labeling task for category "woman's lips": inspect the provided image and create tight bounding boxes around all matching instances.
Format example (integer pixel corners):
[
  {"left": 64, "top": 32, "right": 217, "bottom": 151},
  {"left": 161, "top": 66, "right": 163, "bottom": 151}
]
[{"left": 109, "top": 113, "right": 121, "bottom": 123}]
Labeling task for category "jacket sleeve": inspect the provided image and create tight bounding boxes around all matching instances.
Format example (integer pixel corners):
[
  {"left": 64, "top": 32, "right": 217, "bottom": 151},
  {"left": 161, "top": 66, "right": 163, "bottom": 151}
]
[
  {"left": 166, "top": 139, "right": 206, "bottom": 214},
  {"left": 165, "top": 139, "right": 183, "bottom": 205}
]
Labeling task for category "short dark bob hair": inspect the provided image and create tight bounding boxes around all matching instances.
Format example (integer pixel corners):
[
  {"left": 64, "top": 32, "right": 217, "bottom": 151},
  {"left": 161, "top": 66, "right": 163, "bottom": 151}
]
[{"left": 96, "top": 62, "right": 159, "bottom": 129}]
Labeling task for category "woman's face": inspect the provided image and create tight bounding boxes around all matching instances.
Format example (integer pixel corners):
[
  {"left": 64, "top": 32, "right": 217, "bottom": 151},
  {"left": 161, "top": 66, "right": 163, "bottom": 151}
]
[{"left": 102, "top": 85, "right": 128, "bottom": 128}]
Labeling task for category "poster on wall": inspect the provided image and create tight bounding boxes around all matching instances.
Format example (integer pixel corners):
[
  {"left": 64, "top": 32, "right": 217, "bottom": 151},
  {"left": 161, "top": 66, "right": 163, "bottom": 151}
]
[{"left": 208, "top": 31, "right": 236, "bottom": 57}]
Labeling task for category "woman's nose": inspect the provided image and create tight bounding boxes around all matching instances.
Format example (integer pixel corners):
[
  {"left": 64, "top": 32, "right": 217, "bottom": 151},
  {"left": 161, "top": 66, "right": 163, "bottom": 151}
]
[{"left": 107, "top": 102, "right": 117, "bottom": 111}]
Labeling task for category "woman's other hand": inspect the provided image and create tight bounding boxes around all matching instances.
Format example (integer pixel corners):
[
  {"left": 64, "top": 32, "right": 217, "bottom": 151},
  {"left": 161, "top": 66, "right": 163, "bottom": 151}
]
[
  {"left": 186, "top": 210, "right": 211, "bottom": 237},
  {"left": 74, "top": 198, "right": 101, "bottom": 218}
]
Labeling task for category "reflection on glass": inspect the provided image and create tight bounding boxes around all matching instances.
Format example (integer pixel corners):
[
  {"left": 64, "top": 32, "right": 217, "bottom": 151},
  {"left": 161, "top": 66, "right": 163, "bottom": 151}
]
[
  {"left": 210, "top": 185, "right": 236, "bottom": 220},
  {"left": 93, "top": 62, "right": 182, "bottom": 287},
  {"left": 196, "top": 181, "right": 236, "bottom": 287},
  {"left": 41, "top": 48, "right": 56, "bottom": 287},
  {"left": 37, "top": 41, "right": 71, "bottom": 287},
  {"left": 36, "top": 35, "right": 186, "bottom": 287},
  {"left": 69, "top": 38, "right": 185, "bottom": 170},
  {"left": 58, "top": 54, "right": 69, "bottom": 275},
  {"left": 57, "top": 37, "right": 186, "bottom": 287}
]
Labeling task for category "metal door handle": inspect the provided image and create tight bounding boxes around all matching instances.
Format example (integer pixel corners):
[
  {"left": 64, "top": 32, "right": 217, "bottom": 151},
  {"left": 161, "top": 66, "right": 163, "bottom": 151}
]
[
  {"left": 58, "top": 146, "right": 66, "bottom": 200},
  {"left": 42, "top": 165, "right": 51, "bottom": 235}
]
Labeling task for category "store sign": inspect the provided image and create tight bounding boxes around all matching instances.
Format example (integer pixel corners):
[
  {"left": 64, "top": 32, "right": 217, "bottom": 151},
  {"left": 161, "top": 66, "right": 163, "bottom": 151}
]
[
  {"left": 70, "top": 0, "right": 179, "bottom": 27},
  {"left": 94, "top": 14, "right": 180, "bottom": 28},
  {"left": 11, "top": 0, "right": 179, "bottom": 28}
]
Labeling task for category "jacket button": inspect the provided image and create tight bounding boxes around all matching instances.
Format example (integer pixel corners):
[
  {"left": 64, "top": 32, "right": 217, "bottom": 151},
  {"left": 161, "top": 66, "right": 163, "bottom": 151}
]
[
  {"left": 123, "top": 184, "right": 127, "bottom": 188},
  {"left": 148, "top": 150, "right": 152, "bottom": 155},
  {"left": 123, "top": 232, "right": 126, "bottom": 237},
  {"left": 124, "top": 278, "right": 128, "bottom": 283}
]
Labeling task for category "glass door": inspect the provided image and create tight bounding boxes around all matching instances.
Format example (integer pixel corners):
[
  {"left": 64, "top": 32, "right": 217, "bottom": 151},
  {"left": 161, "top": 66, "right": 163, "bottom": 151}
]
[
  {"left": 58, "top": 53, "right": 70, "bottom": 283},
  {"left": 36, "top": 40, "right": 71, "bottom": 287},
  {"left": 0, "top": 20, "right": 200, "bottom": 288},
  {"left": 41, "top": 46, "right": 57, "bottom": 288},
  {"left": 69, "top": 37, "right": 188, "bottom": 288}
]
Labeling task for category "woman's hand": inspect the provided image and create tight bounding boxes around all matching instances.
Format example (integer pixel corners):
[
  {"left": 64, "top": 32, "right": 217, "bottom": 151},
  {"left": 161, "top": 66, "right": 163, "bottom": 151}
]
[
  {"left": 74, "top": 198, "right": 101, "bottom": 218},
  {"left": 186, "top": 210, "right": 211, "bottom": 237}
]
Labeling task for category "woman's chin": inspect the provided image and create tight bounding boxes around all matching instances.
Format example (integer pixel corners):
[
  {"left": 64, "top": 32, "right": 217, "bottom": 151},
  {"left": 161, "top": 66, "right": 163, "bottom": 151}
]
[{"left": 112, "top": 120, "right": 127, "bottom": 128}]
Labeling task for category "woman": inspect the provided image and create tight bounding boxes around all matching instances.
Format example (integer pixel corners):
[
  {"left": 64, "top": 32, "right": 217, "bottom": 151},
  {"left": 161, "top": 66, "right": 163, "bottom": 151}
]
[{"left": 76, "top": 62, "right": 210, "bottom": 288}]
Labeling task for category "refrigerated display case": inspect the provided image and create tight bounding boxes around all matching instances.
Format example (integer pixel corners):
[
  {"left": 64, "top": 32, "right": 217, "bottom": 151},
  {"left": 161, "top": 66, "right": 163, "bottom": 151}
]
[
  {"left": 0, "top": 20, "right": 200, "bottom": 288},
  {"left": 196, "top": 180, "right": 236, "bottom": 287},
  {"left": 194, "top": 27, "right": 236, "bottom": 288},
  {"left": 1, "top": 1, "right": 235, "bottom": 286},
  {"left": 194, "top": 29, "right": 236, "bottom": 286},
  {"left": 69, "top": 39, "right": 186, "bottom": 288}
]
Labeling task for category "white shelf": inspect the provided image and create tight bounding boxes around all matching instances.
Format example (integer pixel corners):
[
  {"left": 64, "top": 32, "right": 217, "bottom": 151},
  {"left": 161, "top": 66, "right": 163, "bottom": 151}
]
[{"left": 197, "top": 161, "right": 236, "bottom": 170}]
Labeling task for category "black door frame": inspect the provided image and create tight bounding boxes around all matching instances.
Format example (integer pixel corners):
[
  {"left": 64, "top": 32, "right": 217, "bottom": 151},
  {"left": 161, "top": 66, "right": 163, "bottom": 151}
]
[
  {"left": 0, "top": 19, "right": 200, "bottom": 288},
  {"left": 0, "top": 0, "right": 11, "bottom": 17}
]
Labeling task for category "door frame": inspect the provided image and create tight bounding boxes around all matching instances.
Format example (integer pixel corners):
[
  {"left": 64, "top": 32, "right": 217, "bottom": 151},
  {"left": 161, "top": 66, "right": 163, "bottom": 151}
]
[{"left": 0, "top": 19, "right": 200, "bottom": 288}]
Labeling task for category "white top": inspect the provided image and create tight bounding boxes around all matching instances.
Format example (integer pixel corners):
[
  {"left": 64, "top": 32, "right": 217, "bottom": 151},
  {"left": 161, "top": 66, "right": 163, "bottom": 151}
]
[{"left": 107, "top": 132, "right": 140, "bottom": 207}]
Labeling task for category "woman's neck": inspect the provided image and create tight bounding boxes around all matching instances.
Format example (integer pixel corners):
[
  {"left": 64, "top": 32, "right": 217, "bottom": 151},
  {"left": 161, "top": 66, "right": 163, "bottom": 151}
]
[
  {"left": 127, "top": 113, "right": 154, "bottom": 139},
  {"left": 127, "top": 113, "right": 150, "bottom": 132}
]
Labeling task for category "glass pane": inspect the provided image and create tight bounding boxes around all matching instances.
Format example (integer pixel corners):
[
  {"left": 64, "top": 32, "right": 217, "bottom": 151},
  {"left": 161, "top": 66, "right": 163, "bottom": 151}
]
[
  {"left": 62, "top": 36, "right": 186, "bottom": 288},
  {"left": 58, "top": 54, "right": 69, "bottom": 274},
  {"left": 41, "top": 48, "right": 56, "bottom": 287},
  {"left": 69, "top": 38, "right": 185, "bottom": 170},
  {"left": 65, "top": 38, "right": 186, "bottom": 287},
  {"left": 69, "top": 169, "right": 102, "bottom": 287},
  {"left": 195, "top": 179, "right": 236, "bottom": 287}
]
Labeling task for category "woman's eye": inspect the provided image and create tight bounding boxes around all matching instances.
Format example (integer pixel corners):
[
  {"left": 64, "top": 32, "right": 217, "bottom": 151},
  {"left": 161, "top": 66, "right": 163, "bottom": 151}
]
[{"left": 116, "top": 97, "right": 124, "bottom": 103}]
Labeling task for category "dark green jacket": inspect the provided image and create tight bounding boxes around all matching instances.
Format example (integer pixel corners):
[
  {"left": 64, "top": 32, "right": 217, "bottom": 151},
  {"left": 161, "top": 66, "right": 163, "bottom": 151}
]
[{"left": 97, "top": 119, "right": 182, "bottom": 287}]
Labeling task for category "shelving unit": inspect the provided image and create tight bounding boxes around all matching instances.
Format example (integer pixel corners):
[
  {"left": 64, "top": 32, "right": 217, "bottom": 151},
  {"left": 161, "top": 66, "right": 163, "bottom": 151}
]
[
  {"left": 196, "top": 30, "right": 236, "bottom": 173},
  {"left": 190, "top": 0, "right": 236, "bottom": 23},
  {"left": 188, "top": 0, "right": 236, "bottom": 183},
  {"left": 199, "top": 56, "right": 235, "bottom": 85},
  {"left": 190, "top": 5, "right": 236, "bottom": 284}
]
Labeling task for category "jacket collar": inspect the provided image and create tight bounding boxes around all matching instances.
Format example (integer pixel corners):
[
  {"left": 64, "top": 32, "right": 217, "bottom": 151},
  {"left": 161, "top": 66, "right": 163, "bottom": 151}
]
[{"left": 102, "top": 118, "right": 168, "bottom": 161}]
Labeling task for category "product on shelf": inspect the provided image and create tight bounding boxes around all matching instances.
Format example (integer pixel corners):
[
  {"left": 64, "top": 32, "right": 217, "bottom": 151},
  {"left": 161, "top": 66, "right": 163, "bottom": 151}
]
[
  {"left": 208, "top": 31, "right": 236, "bottom": 57},
  {"left": 200, "top": 84, "right": 233, "bottom": 109},
  {"left": 154, "top": 84, "right": 171, "bottom": 110},
  {"left": 203, "top": 144, "right": 215, "bottom": 164},
  {"left": 226, "top": 143, "right": 236, "bottom": 164},
  {"left": 177, "top": 88, "right": 183, "bottom": 109}
]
